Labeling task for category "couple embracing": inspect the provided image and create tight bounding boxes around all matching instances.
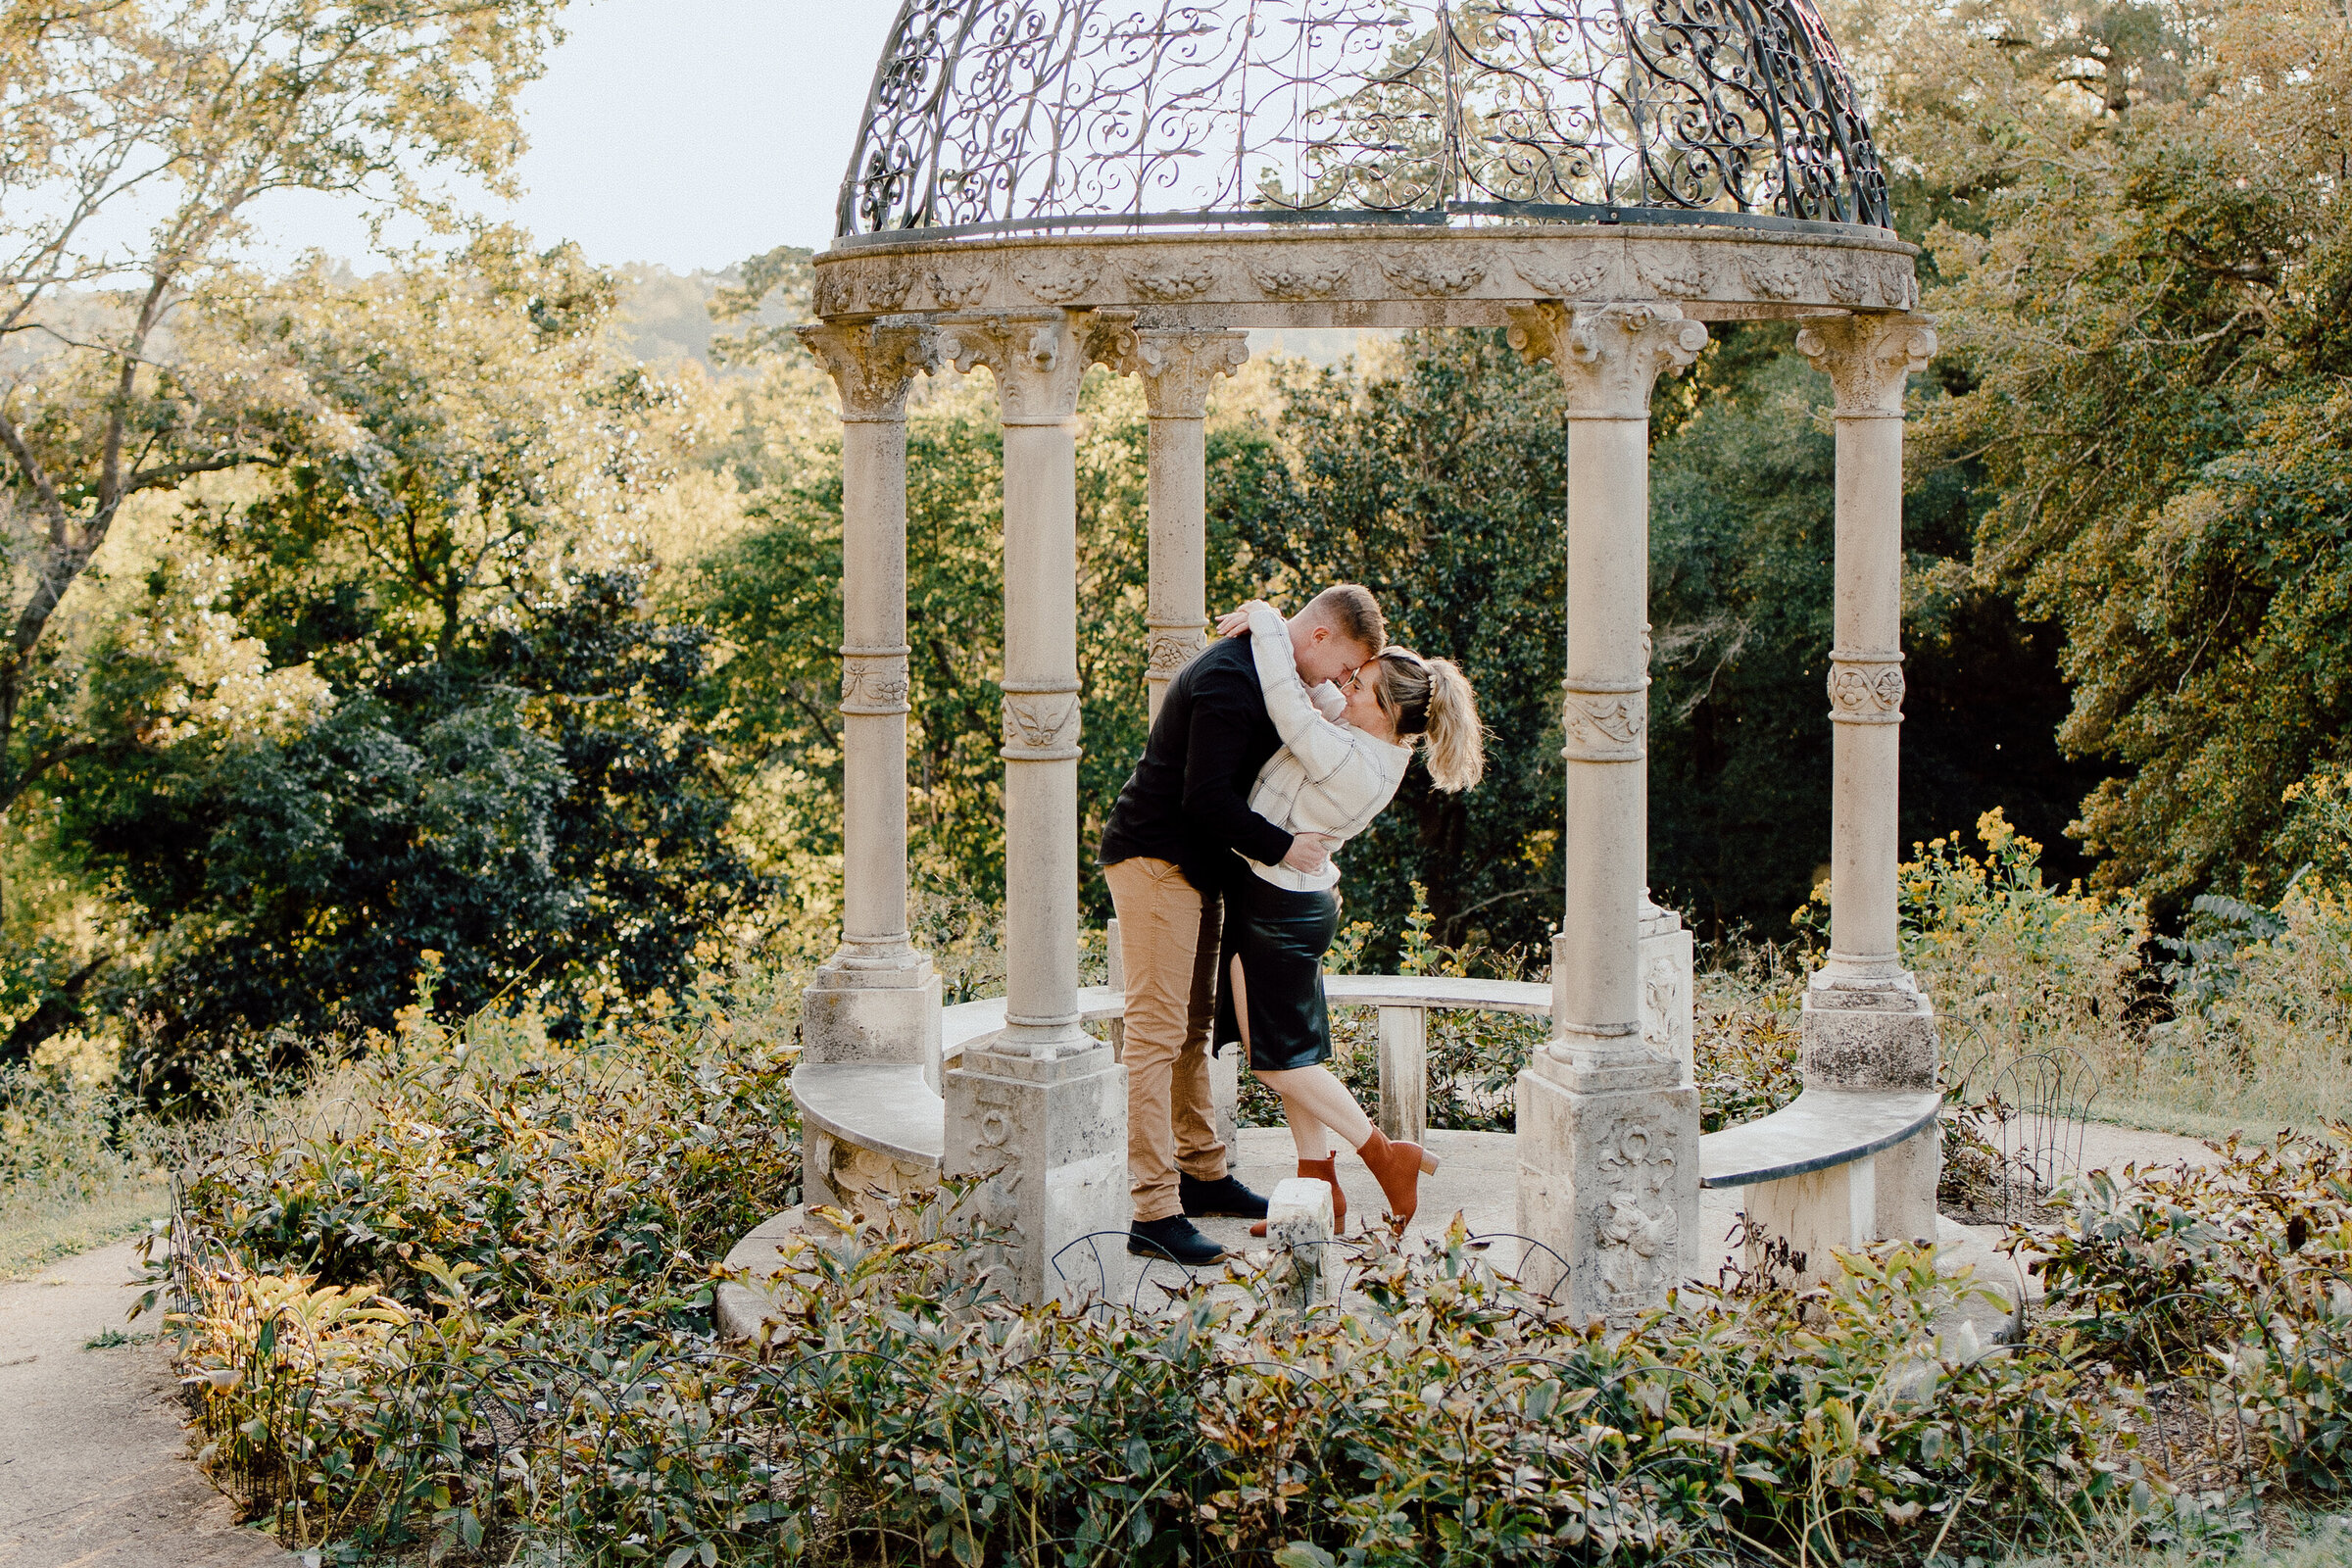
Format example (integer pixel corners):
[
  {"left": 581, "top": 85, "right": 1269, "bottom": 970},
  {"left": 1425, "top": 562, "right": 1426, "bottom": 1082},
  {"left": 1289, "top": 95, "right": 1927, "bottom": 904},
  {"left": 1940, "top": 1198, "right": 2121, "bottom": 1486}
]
[{"left": 1098, "top": 586, "right": 1486, "bottom": 1266}]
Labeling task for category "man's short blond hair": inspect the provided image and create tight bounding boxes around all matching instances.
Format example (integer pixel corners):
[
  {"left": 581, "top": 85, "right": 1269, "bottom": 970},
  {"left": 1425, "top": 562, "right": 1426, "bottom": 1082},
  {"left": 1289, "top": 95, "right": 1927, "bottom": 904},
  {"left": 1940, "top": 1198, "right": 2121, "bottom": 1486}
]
[{"left": 1303, "top": 583, "right": 1386, "bottom": 654}]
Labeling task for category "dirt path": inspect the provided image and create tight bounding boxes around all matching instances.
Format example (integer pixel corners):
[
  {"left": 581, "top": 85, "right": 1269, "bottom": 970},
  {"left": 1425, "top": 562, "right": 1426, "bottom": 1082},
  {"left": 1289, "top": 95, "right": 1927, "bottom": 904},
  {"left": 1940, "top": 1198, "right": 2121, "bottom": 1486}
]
[{"left": 0, "top": 1239, "right": 297, "bottom": 1568}]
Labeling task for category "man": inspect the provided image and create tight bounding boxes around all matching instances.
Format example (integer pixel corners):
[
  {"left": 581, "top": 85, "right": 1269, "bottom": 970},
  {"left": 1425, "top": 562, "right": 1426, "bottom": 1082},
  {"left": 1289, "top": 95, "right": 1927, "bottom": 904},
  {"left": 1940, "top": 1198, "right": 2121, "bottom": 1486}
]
[{"left": 1099, "top": 584, "right": 1389, "bottom": 1264}]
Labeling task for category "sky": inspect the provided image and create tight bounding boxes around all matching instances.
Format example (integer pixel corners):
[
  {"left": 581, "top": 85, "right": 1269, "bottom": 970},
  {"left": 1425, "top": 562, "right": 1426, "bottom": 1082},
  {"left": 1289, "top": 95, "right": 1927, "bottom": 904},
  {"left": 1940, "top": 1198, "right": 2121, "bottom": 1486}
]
[{"left": 251, "top": 0, "right": 901, "bottom": 274}]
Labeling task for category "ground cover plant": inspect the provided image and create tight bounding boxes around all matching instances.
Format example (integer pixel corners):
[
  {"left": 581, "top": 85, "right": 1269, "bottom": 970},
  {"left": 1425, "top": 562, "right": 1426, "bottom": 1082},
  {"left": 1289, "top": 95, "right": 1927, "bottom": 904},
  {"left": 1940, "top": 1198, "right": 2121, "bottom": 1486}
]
[{"left": 163, "top": 1063, "right": 2145, "bottom": 1566}]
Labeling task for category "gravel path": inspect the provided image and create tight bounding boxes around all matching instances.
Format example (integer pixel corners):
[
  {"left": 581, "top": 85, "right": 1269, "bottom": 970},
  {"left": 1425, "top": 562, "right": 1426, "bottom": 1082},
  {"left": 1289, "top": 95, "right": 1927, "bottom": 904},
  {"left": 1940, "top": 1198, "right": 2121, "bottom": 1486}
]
[{"left": 0, "top": 1239, "right": 297, "bottom": 1568}]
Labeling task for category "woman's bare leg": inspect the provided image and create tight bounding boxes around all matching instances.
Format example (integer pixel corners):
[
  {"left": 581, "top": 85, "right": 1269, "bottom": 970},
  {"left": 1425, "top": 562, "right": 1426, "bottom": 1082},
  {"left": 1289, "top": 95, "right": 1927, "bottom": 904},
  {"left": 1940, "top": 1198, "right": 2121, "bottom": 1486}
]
[
  {"left": 1233, "top": 954, "right": 1343, "bottom": 1158},
  {"left": 1256, "top": 1064, "right": 1373, "bottom": 1152}
]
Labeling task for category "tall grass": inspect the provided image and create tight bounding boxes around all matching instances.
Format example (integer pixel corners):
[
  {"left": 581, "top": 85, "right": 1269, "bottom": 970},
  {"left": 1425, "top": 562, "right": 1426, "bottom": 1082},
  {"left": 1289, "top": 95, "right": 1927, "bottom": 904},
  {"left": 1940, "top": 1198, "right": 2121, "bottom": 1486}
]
[{"left": 0, "top": 1057, "right": 167, "bottom": 1278}]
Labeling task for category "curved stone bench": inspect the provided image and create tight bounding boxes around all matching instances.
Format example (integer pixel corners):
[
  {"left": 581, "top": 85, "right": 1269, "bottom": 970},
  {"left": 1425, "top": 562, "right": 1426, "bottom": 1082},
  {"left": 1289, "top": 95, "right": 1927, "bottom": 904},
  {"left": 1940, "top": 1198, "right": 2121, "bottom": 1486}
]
[
  {"left": 790, "top": 977, "right": 1944, "bottom": 1284},
  {"left": 1697, "top": 1088, "right": 1944, "bottom": 1280},
  {"left": 796, "top": 976, "right": 1554, "bottom": 1211}
]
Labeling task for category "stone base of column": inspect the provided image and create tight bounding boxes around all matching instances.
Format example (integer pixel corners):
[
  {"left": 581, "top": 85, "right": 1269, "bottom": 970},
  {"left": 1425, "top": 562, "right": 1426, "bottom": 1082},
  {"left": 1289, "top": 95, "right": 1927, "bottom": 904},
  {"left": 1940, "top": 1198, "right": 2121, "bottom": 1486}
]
[
  {"left": 1639, "top": 906, "right": 1695, "bottom": 1089},
  {"left": 944, "top": 1043, "right": 1127, "bottom": 1306},
  {"left": 1515, "top": 1058, "right": 1701, "bottom": 1326},
  {"left": 803, "top": 959, "right": 944, "bottom": 1085},
  {"left": 1800, "top": 970, "right": 1941, "bottom": 1244}
]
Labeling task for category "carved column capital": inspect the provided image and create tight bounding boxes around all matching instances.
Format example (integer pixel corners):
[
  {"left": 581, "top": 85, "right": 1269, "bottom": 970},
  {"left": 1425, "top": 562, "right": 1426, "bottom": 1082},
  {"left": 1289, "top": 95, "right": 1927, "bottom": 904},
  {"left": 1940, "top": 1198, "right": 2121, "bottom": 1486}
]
[
  {"left": 1796, "top": 313, "right": 1937, "bottom": 416},
  {"left": 937, "top": 311, "right": 1096, "bottom": 425},
  {"left": 797, "top": 321, "right": 938, "bottom": 422},
  {"left": 1509, "top": 301, "right": 1708, "bottom": 418},
  {"left": 1105, "top": 327, "right": 1251, "bottom": 419}
]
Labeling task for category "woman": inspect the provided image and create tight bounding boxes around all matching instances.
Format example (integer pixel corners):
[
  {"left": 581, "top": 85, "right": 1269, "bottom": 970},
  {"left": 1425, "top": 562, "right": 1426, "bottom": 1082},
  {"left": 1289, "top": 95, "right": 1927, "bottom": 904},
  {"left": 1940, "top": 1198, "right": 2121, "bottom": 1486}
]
[{"left": 1211, "top": 599, "right": 1485, "bottom": 1235}]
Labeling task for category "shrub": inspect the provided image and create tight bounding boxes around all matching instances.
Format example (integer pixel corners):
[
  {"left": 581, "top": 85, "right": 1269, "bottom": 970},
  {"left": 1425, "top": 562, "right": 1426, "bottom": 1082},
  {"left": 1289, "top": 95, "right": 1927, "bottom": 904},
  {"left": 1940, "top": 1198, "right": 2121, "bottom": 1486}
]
[
  {"left": 154, "top": 987, "right": 2149, "bottom": 1564},
  {"left": 2032, "top": 1128, "right": 2352, "bottom": 1495}
]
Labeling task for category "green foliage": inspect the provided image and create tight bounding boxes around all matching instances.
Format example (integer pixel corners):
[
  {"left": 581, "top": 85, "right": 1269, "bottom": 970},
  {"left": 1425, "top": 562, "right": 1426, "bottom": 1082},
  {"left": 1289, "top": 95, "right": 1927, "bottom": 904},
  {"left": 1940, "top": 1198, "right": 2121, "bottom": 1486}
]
[
  {"left": 1649, "top": 329, "right": 2097, "bottom": 935},
  {"left": 694, "top": 368, "right": 1153, "bottom": 912},
  {"left": 21, "top": 238, "right": 769, "bottom": 1073},
  {"left": 162, "top": 1021, "right": 2137, "bottom": 1564},
  {"left": 1207, "top": 335, "right": 1569, "bottom": 955},
  {"left": 72, "top": 567, "right": 766, "bottom": 1097},
  {"left": 2034, "top": 1128, "right": 2352, "bottom": 1495},
  {"left": 0, "top": 0, "right": 564, "bottom": 827},
  {"left": 172, "top": 1000, "right": 800, "bottom": 1356},
  {"left": 1866, "top": 0, "right": 2352, "bottom": 905}
]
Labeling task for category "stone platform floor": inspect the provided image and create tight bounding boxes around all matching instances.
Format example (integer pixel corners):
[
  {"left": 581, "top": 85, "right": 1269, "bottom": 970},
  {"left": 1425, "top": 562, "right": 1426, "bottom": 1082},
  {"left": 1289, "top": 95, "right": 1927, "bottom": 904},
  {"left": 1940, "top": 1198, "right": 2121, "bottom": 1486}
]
[{"left": 723, "top": 1119, "right": 2225, "bottom": 1336}]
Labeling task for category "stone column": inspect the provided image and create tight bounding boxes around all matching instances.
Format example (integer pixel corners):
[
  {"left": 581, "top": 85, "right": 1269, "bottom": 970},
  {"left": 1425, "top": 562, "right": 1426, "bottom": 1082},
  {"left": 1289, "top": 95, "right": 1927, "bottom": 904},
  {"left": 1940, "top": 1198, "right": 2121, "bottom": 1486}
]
[
  {"left": 796, "top": 322, "right": 944, "bottom": 1080},
  {"left": 935, "top": 311, "right": 1126, "bottom": 1304},
  {"left": 1112, "top": 328, "right": 1250, "bottom": 719},
  {"left": 1795, "top": 313, "right": 1942, "bottom": 1244},
  {"left": 1507, "top": 302, "right": 1707, "bottom": 1326}
]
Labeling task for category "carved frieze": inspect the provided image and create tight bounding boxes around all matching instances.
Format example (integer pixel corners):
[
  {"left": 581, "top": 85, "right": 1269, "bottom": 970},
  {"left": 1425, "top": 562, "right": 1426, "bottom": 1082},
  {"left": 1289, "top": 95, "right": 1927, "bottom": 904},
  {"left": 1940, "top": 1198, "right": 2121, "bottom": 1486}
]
[
  {"left": 1514, "top": 251, "right": 1614, "bottom": 300},
  {"left": 927, "top": 267, "right": 991, "bottom": 310},
  {"left": 841, "top": 645, "right": 913, "bottom": 716},
  {"left": 1562, "top": 684, "right": 1647, "bottom": 763},
  {"left": 1247, "top": 257, "right": 1353, "bottom": 299},
  {"left": 1146, "top": 627, "right": 1207, "bottom": 677},
  {"left": 1632, "top": 243, "right": 1710, "bottom": 297},
  {"left": 1739, "top": 249, "right": 1814, "bottom": 301},
  {"left": 1592, "top": 1119, "right": 1682, "bottom": 1327},
  {"left": 1827, "top": 652, "right": 1906, "bottom": 725},
  {"left": 1123, "top": 259, "right": 1221, "bottom": 302},
  {"left": 1001, "top": 686, "right": 1082, "bottom": 760},
  {"left": 1014, "top": 258, "right": 1100, "bottom": 305},
  {"left": 813, "top": 262, "right": 916, "bottom": 319},
  {"left": 1641, "top": 955, "right": 1682, "bottom": 1052},
  {"left": 1378, "top": 250, "right": 1486, "bottom": 297},
  {"left": 808, "top": 232, "right": 1915, "bottom": 323}
]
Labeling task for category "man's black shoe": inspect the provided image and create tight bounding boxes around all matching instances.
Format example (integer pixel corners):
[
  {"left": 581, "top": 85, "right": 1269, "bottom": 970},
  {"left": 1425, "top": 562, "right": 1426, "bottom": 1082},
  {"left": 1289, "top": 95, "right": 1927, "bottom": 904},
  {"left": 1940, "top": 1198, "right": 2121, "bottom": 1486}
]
[
  {"left": 1180, "top": 1172, "right": 1271, "bottom": 1220},
  {"left": 1127, "top": 1215, "right": 1226, "bottom": 1266}
]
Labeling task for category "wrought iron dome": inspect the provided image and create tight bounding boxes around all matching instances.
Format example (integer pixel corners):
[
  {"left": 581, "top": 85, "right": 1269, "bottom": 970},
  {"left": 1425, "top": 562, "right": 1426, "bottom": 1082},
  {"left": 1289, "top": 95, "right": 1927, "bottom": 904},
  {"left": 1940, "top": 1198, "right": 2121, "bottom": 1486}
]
[{"left": 838, "top": 0, "right": 1892, "bottom": 245}]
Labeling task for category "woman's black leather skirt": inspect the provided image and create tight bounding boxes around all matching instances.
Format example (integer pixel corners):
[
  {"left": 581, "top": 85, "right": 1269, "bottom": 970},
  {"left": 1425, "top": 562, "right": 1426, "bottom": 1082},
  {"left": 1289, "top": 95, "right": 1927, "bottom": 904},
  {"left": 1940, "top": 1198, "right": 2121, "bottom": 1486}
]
[{"left": 1214, "top": 872, "right": 1340, "bottom": 1073}]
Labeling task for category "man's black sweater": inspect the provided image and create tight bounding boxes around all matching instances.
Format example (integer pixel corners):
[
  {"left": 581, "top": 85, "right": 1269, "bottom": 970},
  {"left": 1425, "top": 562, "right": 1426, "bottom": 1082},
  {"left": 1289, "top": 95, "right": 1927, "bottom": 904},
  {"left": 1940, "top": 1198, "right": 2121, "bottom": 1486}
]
[{"left": 1098, "top": 637, "right": 1295, "bottom": 895}]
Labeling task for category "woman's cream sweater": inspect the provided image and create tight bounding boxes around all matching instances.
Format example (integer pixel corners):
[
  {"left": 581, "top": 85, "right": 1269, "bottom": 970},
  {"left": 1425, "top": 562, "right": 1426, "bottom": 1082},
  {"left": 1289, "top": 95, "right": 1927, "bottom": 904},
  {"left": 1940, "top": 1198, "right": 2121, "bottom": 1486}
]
[{"left": 1240, "top": 604, "right": 1412, "bottom": 892}]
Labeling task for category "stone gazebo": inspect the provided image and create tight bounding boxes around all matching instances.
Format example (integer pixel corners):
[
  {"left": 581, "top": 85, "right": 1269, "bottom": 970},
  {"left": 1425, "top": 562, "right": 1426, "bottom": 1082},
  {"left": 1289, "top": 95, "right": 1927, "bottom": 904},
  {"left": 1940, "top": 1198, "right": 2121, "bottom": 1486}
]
[{"left": 765, "top": 0, "right": 1944, "bottom": 1327}]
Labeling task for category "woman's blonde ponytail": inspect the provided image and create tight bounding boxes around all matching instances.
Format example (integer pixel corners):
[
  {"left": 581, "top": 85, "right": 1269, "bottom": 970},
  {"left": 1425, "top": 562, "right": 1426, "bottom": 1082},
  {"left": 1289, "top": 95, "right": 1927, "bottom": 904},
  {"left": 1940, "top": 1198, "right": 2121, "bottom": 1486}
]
[
  {"left": 1370, "top": 649, "right": 1486, "bottom": 793},
  {"left": 1416, "top": 657, "right": 1484, "bottom": 792}
]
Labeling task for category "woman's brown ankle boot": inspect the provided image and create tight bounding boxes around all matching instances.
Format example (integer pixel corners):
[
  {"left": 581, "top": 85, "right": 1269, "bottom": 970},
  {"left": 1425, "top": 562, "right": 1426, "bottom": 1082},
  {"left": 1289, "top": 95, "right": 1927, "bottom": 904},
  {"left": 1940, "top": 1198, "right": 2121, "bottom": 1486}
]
[
  {"left": 1355, "top": 1129, "right": 1441, "bottom": 1229},
  {"left": 1250, "top": 1157, "right": 1347, "bottom": 1238}
]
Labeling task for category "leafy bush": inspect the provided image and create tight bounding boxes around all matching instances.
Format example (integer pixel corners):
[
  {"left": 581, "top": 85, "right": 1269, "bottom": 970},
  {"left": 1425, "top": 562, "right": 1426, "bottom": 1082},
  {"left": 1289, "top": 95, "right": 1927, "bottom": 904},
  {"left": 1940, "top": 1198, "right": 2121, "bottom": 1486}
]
[
  {"left": 175, "top": 1188, "right": 2141, "bottom": 1565},
  {"left": 2033, "top": 1129, "right": 2352, "bottom": 1495}
]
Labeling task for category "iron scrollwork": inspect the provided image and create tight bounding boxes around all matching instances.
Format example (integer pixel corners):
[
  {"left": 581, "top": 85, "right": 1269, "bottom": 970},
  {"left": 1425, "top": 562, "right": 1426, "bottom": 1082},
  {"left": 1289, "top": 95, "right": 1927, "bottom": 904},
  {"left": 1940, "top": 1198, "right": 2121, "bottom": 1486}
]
[{"left": 838, "top": 0, "right": 1891, "bottom": 240}]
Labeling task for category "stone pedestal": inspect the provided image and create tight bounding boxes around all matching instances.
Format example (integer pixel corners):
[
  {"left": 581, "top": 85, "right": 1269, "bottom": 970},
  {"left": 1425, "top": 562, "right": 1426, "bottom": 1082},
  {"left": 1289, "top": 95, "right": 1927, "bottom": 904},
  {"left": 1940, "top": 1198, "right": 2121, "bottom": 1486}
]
[
  {"left": 1516, "top": 1057, "right": 1703, "bottom": 1325},
  {"left": 1801, "top": 972, "right": 1941, "bottom": 1242},
  {"left": 944, "top": 1044, "right": 1128, "bottom": 1306},
  {"left": 1264, "top": 1176, "right": 1341, "bottom": 1310}
]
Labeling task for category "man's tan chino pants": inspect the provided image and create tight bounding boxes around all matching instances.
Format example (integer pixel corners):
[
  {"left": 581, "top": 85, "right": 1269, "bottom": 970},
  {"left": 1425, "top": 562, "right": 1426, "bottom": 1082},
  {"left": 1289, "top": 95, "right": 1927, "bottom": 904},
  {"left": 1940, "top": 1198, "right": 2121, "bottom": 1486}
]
[{"left": 1104, "top": 857, "right": 1231, "bottom": 1223}]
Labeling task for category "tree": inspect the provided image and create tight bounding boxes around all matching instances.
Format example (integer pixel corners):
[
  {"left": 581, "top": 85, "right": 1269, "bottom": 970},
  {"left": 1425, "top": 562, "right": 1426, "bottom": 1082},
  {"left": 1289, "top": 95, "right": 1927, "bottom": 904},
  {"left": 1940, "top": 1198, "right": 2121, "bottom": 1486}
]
[
  {"left": 30, "top": 239, "right": 762, "bottom": 1070},
  {"left": 1848, "top": 0, "right": 2352, "bottom": 905},
  {"left": 0, "top": 0, "right": 564, "bottom": 922}
]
